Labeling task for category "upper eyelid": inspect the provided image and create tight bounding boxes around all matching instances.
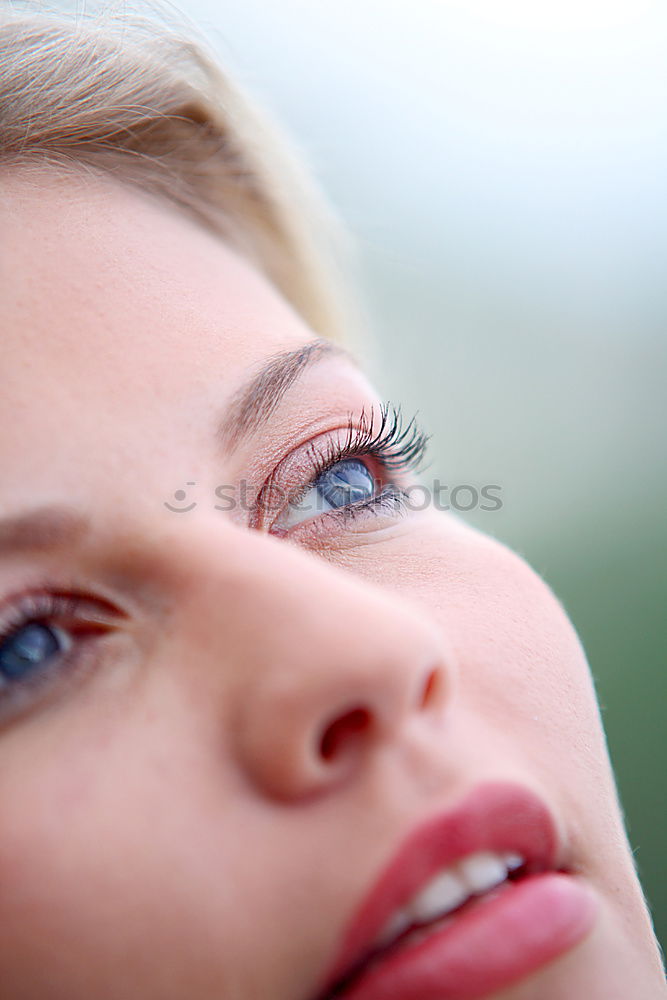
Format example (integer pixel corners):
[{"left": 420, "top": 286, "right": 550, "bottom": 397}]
[
  {"left": 0, "top": 586, "right": 124, "bottom": 632},
  {"left": 251, "top": 419, "right": 378, "bottom": 522},
  {"left": 218, "top": 342, "right": 359, "bottom": 456}
]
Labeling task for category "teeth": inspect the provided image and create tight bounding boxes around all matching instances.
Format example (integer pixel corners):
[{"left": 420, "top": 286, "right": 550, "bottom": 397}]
[
  {"left": 375, "top": 908, "right": 412, "bottom": 948},
  {"left": 374, "top": 850, "right": 525, "bottom": 951},
  {"left": 409, "top": 869, "right": 469, "bottom": 924},
  {"left": 458, "top": 851, "right": 508, "bottom": 895},
  {"left": 504, "top": 851, "right": 524, "bottom": 872}
]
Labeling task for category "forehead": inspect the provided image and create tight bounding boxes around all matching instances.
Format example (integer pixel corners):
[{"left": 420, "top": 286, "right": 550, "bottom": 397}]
[
  {"left": 1, "top": 166, "right": 310, "bottom": 387},
  {"left": 0, "top": 168, "right": 317, "bottom": 507}
]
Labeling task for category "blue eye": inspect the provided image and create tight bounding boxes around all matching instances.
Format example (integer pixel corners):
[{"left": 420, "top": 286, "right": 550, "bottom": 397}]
[
  {"left": 0, "top": 621, "right": 69, "bottom": 682},
  {"left": 316, "top": 458, "right": 376, "bottom": 509},
  {"left": 283, "top": 458, "right": 378, "bottom": 529}
]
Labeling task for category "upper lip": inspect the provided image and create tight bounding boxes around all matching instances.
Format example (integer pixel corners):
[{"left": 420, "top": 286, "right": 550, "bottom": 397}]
[{"left": 312, "top": 781, "right": 563, "bottom": 999}]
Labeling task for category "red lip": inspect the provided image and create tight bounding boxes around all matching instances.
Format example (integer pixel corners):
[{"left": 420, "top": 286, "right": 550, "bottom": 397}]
[{"left": 314, "top": 782, "right": 596, "bottom": 1000}]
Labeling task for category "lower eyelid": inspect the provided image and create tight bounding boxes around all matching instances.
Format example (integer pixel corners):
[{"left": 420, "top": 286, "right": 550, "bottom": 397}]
[
  {"left": 275, "top": 484, "right": 412, "bottom": 542},
  {"left": 0, "top": 628, "right": 115, "bottom": 728}
]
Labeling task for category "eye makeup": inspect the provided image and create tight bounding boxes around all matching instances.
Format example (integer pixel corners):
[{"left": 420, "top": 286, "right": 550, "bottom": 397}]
[{"left": 253, "top": 402, "right": 429, "bottom": 536}]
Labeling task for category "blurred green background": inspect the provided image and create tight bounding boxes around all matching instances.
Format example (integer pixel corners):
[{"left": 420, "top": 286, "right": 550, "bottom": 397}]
[{"left": 182, "top": 0, "right": 666, "bottom": 953}]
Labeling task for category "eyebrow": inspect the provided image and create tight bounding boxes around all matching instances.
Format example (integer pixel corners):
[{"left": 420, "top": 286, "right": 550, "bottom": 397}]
[
  {"left": 0, "top": 339, "right": 354, "bottom": 556},
  {"left": 218, "top": 338, "right": 350, "bottom": 453},
  {"left": 0, "top": 504, "right": 90, "bottom": 556}
]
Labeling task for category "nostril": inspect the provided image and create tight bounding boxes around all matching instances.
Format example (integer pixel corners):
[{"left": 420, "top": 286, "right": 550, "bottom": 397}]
[
  {"left": 319, "top": 706, "right": 372, "bottom": 761},
  {"left": 419, "top": 666, "right": 443, "bottom": 710}
]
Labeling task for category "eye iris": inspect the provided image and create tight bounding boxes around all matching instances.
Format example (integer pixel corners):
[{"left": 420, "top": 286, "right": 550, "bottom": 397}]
[
  {"left": 0, "top": 622, "right": 62, "bottom": 681},
  {"left": 316, "top": 458, "right": 375, "bottom": 509}
]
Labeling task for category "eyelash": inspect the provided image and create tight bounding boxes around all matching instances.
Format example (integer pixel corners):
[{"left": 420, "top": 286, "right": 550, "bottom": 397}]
[
  {"left": 312, "top": 402, "right": 429, "bottom": 473},
  {"left": 264, "top": 401, "right": 430, "bottom": 529}
]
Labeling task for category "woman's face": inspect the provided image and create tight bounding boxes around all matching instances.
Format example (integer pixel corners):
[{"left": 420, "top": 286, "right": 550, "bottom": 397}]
[{"left": 0, "top": 168, "right": 662, "bottom": 1000}]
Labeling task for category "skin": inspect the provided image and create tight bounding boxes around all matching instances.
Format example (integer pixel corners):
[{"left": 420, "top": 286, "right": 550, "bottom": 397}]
[{"left": 0, "top": 166, "right": 664, "bottom": 1000}]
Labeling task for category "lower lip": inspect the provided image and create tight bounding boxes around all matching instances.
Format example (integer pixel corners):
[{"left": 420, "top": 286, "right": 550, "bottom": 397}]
[{"left": 330, "top": 872, "right": 597, "bottom": 1000}]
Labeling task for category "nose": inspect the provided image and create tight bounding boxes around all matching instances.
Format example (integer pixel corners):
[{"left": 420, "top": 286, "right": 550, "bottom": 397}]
[{"left": 183, "top": 526, "right": 453, "bottom": 801}]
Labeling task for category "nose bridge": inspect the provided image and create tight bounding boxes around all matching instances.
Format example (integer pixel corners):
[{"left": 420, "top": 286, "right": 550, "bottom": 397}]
[{"left": 181, "top": 524, "right": 452, "bottom": 800}]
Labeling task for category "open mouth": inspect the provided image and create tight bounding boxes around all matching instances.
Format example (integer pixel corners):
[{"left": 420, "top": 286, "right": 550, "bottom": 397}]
[
  {"left": 323, "top": 851, "right": 532, "bottom": 997},
  {"left": 313, "top": 783, "right": 596, "bottom": 1000}
]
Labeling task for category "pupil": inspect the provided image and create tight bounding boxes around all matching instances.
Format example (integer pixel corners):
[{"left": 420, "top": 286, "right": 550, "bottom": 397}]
[
  {"left": 0, "top": 622, "right": 62, "bottom": 681},
  {"left": 317, "top": 459, "right": 375, "bottom": 510}
]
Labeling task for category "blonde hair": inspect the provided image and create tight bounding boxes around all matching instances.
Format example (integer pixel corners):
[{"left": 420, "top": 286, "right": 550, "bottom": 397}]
[{"left": 0, "top": 1, "right": 356, "bottom": 342}]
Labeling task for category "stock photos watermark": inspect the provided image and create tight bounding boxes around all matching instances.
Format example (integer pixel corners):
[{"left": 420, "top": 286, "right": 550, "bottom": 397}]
[{"left": 163, "top": 481, "right": 503, "bottom": 514}]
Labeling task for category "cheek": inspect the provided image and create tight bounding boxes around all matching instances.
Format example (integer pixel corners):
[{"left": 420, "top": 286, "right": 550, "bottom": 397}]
[
  {"left": 328, "top": 512, "right": 610, "bottom": 782},
  {"left": 0, "top": 710, "right": 239, "bottom": 997},
  {"left": 327, "top": 512, "right": 631, "bottom": 875}
]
